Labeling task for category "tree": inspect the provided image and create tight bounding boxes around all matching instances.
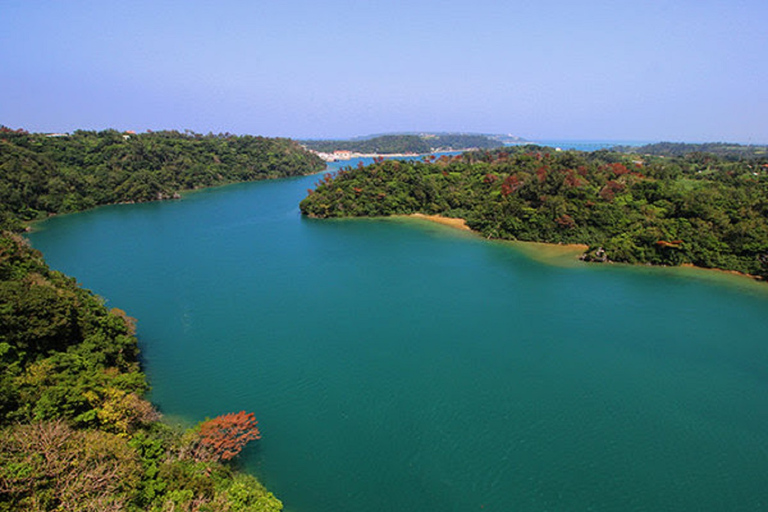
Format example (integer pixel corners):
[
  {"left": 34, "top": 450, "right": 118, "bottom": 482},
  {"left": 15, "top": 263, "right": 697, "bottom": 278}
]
[
  {"left": 194, "top": 411, "right": 261, "bottom": 462},
  {"left": 0, "top": 420, "right": 141, "bottom": 511}
]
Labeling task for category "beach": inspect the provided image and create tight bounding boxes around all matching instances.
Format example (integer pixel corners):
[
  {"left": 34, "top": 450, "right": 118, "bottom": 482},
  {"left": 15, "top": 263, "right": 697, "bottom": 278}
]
[{"left": 408, "top": 213, "right": 471, "bottom": 231}]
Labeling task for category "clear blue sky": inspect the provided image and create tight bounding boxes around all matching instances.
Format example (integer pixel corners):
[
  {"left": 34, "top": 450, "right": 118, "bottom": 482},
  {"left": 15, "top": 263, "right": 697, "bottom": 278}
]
[{"left": 2, "top": 0, "right": 766, "bottom": 142}]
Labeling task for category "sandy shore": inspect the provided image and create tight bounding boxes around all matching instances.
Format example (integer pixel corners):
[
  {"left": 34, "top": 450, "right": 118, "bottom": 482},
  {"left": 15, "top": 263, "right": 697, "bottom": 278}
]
[
  {"left": 399, "top": 214, "right": 766, "bottom": 282},
  {"left": 508, "top": 240, "right": 589, "bottom": 263},
  {"left": 404, "top": 214, "right": 588, "bottom": 265},
  {"left": 408, "top": 213, "right": 471, "bottom": 231},
  {"left": 680, "top": 263, "right": 761, "bottom": 281}
]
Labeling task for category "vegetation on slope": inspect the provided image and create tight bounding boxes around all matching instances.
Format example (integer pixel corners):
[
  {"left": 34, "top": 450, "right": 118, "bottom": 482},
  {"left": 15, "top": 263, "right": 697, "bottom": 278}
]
[
  {"left": 300, "top": 146, "right": 768, "bottom": 277},
  {"left": 614, "top": 141, "right": 768, "bottom": 160},
  {"left": 0, "top": 126, "right": 311, "bottom": 510},
  {"left": 0, "top": 127, "right": 325, "bottom": 231},
  {"left": 0, "top": 234, "right": 280, "bottom": 511},
  {"left": 301, "top": 133, "right": 503, "bottom": 154}
]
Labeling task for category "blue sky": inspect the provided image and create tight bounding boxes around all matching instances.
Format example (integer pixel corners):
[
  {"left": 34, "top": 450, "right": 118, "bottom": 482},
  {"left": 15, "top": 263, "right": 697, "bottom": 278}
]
[{"left": 2, "top": 0, "right": 766, "bottom": 142}]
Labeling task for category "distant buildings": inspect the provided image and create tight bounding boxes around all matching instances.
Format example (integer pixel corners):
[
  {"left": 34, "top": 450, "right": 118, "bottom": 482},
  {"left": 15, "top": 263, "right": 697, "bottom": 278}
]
[
  {"left": 332, "top": 150, "right": 352, "bottom": 160},
  {"left": 312, "top": 150, "right": 354, "bottom": 162}
]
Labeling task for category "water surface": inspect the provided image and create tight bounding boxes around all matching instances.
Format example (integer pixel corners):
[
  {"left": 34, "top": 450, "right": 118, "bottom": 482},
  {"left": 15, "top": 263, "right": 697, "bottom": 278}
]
[{"left": 29, "top": 161, "right": 768, "bottom": 512}]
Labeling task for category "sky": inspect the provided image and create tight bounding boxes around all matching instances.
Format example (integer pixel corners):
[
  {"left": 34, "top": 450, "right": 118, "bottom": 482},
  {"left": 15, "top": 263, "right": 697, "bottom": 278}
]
[{"left": 1, "top": 0, "right": 766, "bottom": 143}]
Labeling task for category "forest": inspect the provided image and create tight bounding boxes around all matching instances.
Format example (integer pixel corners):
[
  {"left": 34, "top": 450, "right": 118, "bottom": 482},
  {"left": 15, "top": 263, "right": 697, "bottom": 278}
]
[
  {"left": 0, "top": 127, "right": 324, "bottom": 231},
  {"left": 300, "top": 145, "right": 768, "bottom": 277},
  {"left": 614, "top": 141, "right": 768, "bottom": 160},
  {"left": 0, "top": 127, "right": 323, "bottom": 510},
  {"left": 301, "top": 133, "right": 503, "bottom": 154}
]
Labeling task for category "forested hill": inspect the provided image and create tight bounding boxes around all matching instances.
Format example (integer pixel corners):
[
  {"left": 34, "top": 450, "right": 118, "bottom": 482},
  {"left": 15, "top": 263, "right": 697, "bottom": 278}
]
[
  {"left": 615, "top": 141, "right": 768, "bottom": 160},
  {"left": 300, "top": 146, "right": 768, "bottom": 277},
  {"left": 0, "top": 233, "right": 283, "bottom": 510},
  {"left": 301, "top": 133, "right": 504, "bottom": 154},
  {"left": 0, "top": 127, "right": 317, "bottom": 509},
  {"left": 0, "top": 127, "right": 324, "bottom": 231}
]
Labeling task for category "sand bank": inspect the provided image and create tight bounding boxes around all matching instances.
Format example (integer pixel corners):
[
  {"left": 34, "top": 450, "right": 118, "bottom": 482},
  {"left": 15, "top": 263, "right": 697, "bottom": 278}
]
[
  {"left": 399, "top": 214, "right": 766, "bottom": 283},
  {"left": 408, "top": 213, "right": 471, "bottom": 231},
  {"left": 404, "top": 214, "right": 587, "bottom": 266},
  {"left": 680, "top": 263, "right": 761, "bottom": 281},
  {"left": 506, "top": 240, "right": 589, "bottom": 266}
]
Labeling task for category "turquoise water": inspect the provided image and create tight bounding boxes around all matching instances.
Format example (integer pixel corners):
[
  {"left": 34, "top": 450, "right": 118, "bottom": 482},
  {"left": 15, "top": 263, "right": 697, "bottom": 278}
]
[{"left": 29, "top": 161, "right": 768, "bottom": 511}]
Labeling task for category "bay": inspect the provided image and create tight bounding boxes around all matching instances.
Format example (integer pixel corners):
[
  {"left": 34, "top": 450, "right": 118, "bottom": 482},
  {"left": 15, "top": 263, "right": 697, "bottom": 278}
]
[{"left": 29, "top": 159, "right": 768, "bottom": 512}]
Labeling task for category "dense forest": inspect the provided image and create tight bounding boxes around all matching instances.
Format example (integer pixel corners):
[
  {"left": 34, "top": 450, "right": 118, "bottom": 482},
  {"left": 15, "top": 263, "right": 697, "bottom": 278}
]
[
  {"left": 300, "top": 146, "right": 768, "bottom": 277},
  {"left": 0, "top": 127, "right": 324, "bottom": 231},
  {"left": 301, "top": 133, "right": 503, "bottom": 154},
  {"left": 0, "top": 127, "right": 322, "bottom": 510},
  {"left": 614, "top": 141, "right": 768, "bottom": 160}
]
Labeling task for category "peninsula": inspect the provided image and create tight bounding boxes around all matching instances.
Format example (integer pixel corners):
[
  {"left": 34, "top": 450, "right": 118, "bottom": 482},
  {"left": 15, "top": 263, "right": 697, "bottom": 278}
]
[{"left": 300, "top": 144, "right": 768, "bottom": 278}]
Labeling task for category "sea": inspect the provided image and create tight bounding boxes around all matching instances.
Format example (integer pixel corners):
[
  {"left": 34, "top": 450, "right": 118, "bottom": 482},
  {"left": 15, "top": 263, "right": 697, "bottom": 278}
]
[
  {"left": 28, "top": 145, "right": 768, "bottom": 512},
  {"left": 522, "top": 140, "right": 649, "bottom": 151}
]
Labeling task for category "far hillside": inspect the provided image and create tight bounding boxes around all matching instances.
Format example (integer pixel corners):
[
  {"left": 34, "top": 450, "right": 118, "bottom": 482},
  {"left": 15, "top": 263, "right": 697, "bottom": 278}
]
[
  {"left": 301, "top": 144, "right": 768, "bottom": 277},
  {"left": 301, "top": 133, "right": 506, "bottom": 154},
  {"left": 614, "top": 141, "right": 768, "bottom": 160},
  {"left": 0, "top": 127, "right": 324, "bottom": 231}
]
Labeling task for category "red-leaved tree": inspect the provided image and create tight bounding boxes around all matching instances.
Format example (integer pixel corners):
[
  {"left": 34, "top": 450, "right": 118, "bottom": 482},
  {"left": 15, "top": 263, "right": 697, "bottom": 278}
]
[{"left": 196, "top": 411, "right": 261, "bottom": 462}]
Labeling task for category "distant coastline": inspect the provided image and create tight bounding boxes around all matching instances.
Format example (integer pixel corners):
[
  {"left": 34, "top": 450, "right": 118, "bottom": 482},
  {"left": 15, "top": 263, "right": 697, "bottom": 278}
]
[
  {"left": 312, "top": 149, "right": 468, "bottom": 162},
  {"left": 302, "top": 133, "right": 509, "bottom": 159}
]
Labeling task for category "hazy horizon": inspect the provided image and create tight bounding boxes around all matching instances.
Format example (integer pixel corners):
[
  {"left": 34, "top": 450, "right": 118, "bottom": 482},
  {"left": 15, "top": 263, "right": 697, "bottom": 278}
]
[{"left": 2, "top": 1, "right": 766, "bottom": 144}]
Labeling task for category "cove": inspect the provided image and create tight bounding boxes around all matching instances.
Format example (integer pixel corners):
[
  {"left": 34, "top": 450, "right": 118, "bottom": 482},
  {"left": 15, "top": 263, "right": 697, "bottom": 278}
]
[{"left": 29, "top": 160, "right": 768, "bottom": 512}]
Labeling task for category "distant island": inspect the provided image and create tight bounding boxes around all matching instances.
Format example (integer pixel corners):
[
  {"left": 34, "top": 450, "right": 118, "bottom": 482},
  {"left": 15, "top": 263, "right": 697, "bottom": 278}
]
[
  {"left": 301, "top": 132, "right": 520, "bottom": 160},
  {"left": 301, "top": 143, "right": 768, "bottom": 278}
]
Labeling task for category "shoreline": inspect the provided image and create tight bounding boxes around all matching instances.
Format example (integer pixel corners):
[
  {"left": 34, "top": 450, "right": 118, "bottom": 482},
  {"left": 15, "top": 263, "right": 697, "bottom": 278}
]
[
  {"left": 24, "top": 168, "right": 327, "bottom": 233},
  {"left": 679, "top": 262, "right": 762, "bottom": 282},
  {"left": 505, "top": 240, "right": 590, "bottom": 265},
  {"left": 313, "top": 149, "right": 470, "bottom": 162},
  {"left": 402, "top": 213, "right": 588, "bottom": 265},
  {"left": 407, "top": 213, "right": 471, "bottom": 231},
  {"left": 401, "top": 213, "right": 765, "bottom": 282}
]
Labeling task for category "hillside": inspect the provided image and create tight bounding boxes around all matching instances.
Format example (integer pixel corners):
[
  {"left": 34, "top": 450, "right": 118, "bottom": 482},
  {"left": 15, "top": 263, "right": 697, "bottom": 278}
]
[
  {"left": 301, "top": 133, "right": 505, "bottom": 154},
  {"left": 301, "top": 145, "right": 768, "bottom": 277},
  {"left": 614, "top": 141, "right": 768, "bottom": 160},
  {"left": 0, "top": 126, "right": 321, "bottom": 510},
  {"left": 0, "top": 127, "right": 325, "bottom": 231}
]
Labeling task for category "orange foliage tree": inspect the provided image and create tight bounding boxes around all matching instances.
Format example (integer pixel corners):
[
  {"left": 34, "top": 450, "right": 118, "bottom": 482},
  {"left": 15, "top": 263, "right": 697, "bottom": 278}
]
[{"left": 195, "top": 411, "right": 261, "bottom": 462}]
